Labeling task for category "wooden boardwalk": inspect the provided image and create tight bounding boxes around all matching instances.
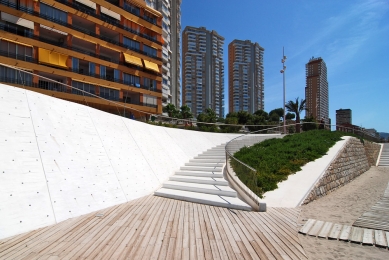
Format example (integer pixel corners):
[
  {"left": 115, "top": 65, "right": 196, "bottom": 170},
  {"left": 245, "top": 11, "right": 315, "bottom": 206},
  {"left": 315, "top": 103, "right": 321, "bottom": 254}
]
[
  {"left": 299, "top": 219, "right": 389, "bottom": 248},
  {"left": 0, "top": 195, "right": 307, "bottom": 260},
  {"left": 353, "top": 182, "right": 389, "bottom": 231}
]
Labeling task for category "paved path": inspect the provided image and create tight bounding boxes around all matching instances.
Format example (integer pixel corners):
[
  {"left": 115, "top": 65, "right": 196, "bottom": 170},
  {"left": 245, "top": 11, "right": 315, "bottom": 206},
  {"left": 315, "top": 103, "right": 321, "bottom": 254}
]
[{"left": 0, "top": 195, "right": 307, "bottom": 260}]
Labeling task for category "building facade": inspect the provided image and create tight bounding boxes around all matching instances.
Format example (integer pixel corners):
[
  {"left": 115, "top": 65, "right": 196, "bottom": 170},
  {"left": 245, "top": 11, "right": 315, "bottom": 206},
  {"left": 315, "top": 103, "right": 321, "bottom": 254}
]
[
  {"left": 305, "top": 57, "right": 329, "bottom": 121},
  {"left": 0, "top": 0, "right": 163, "bottom": 117},
  {"left": 143, "top": 0, "right": 181, "bottom": 108},
  {"left": 336, "top": 108, "right": 352, "bottom": 126},
  {"left": 182, "top": 26, "right": 224, "bottom": 117},
  {"left": 228, "top": 39, "right": 264, "bottom": 113}
]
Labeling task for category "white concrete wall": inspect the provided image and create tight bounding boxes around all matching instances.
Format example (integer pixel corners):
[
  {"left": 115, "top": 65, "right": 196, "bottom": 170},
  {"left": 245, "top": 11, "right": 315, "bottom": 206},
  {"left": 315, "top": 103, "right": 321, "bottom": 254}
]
[{"left": 0, "top": 83, "right": 237, "bottom": 239}]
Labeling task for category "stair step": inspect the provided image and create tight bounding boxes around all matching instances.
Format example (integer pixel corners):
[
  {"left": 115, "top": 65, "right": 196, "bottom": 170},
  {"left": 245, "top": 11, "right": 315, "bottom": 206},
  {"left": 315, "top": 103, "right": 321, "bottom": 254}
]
[
  {"left": 163, "top": 181, "right": 236, "bottom": 197},
  {"left": 189, "top": 158, "right": 225, "bottom": 163},
  {"left": 154, "top": 188, "right": 251, "bottom": 211},
  {"left": 169, "top": 175, "right": 228, "bottom": 186},
  {"left": 194, "top": 155, "right": 225, "bottom": 159},
  {"left": 175, "top": 171, "right": 224, "bottom": 178},
  {"left": 180, "top": 166, "right": 223, "bottom": 172},
  {"left": 185, "top": 162, "right": 224, "bottom": 167}
]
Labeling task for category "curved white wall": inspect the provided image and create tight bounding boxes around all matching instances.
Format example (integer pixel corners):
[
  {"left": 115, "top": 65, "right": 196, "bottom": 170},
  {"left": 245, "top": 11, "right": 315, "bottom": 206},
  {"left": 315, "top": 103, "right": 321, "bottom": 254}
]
[{"left": 0, "top": 83, "right": 237, "bottom": 239}]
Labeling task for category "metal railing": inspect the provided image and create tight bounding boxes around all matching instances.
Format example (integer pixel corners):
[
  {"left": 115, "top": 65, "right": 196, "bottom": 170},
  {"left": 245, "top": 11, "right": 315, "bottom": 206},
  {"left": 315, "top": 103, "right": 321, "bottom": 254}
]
[{"left": 0, "top": 64, "right": 159, "bottom": 111}]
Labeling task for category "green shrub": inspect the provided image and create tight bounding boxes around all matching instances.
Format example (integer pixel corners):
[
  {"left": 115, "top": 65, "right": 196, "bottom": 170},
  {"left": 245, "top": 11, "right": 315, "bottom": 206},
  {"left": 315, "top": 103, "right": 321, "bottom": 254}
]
[{"left": 232, "top": 130, "right": 348, "bottom": 198}]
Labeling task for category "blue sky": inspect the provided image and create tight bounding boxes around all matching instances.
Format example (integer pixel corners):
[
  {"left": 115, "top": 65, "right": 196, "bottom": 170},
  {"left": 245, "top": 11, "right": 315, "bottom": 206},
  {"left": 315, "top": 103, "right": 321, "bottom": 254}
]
[{"left": 181, "top": 0, "right": 389, "bottom": 133}]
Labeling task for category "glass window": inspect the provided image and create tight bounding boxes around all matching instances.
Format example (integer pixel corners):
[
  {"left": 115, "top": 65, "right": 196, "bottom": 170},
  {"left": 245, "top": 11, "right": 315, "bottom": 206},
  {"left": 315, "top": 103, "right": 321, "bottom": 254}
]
[
  {"left": 72, "top": 81, "right": 95, "bottom": 97},
  {"left": 143, "top": 77, "right": 156, "bottom": 91},
  {"left": 100, "top": 65, "right": 106, "bottom": 79},
  {"left": 0, "top": 65, "right": 32, "bottom": 85},
  {"left": 40, "top": 3, "right": 67, "bottom": 24},
  {"left": 99, "top": 86, "right": 119, "bottom": 101},
  {"left": 123, "top": 37, "right": 140, "bottom": 51},
  {"left": 123, "top": 73, "right": 140, "bottom": 86},
  {"left": 124, "top": 3, "right": 140, "bottom": 16},
  {"left": 143, "top": 45, "right": 157, "bottom": 57},
  {"left": 72, "top": 57, "right": 79, "bottom": 71},
  {"left": 89, "top": 62, "right": 95, "bottom": 76}
]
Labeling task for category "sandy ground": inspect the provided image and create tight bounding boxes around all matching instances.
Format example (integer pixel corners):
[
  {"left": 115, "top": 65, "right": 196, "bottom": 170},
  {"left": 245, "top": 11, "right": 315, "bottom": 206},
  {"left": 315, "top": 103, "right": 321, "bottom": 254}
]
[{"left": 297, "top": 166, "right": 389, "bottom": 260}]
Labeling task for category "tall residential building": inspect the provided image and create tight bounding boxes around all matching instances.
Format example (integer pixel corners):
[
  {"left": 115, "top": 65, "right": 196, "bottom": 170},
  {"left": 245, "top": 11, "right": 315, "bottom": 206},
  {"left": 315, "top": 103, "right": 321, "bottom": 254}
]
[
  {"left": 0, "top": 0, "right": 164, "bottom": 117},
  {"left": 228, "top": 40, "right": 264, "bottom": 113},
  {"left": 182, "top": 26, "right": 224, "bottom": 117},
  {"left": 336, "top": 108, "right": 352, "bottom": 126},
  {"left": 305, "top": 57, "right": 329, "bottom": 121},
  {"left": 144, "top": 0, "right": 181, "bottom": 107}
]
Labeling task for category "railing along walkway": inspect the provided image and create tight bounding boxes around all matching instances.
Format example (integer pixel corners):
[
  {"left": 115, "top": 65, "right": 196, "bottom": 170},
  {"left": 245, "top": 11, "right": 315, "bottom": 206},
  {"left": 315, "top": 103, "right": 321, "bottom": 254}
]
[{"left": 0, "top": 195, "right": 307, "bottom": 259}]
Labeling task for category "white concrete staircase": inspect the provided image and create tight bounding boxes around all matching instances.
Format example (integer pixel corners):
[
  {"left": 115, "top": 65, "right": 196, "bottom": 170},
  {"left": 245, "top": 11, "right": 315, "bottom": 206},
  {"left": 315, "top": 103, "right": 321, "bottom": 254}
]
[
  {"left": 378, "top": 143, "right": 389, "bottom": 167},
  {"left": 154, "top": 144, "right": 252, "bottom": 211}
]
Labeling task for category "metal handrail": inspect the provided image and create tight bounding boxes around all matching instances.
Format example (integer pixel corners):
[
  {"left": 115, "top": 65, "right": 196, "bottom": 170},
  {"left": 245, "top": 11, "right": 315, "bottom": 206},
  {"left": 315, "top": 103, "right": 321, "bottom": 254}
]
[{"left": 0, "top": 64, "right": 159, "bottom": 111}]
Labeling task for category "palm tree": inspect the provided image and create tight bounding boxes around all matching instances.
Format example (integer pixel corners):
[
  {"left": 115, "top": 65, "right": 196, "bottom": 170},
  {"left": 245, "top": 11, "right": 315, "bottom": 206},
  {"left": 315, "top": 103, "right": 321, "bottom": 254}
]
[
  {"left": 179, "top": 105, "right": 193, "bottom": 119},
  {"left": 163, "top": 103, "right": 178, "bottom": 118},
  {"left": 285, "top": 97, "right": 306, "bottom": 133}
]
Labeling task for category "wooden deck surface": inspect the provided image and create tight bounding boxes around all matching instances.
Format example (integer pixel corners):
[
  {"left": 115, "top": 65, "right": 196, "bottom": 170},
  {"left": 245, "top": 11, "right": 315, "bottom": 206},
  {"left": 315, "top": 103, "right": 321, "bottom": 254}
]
[
  {"left": 0, "top": 196, "right": 307, "bottom": 260},
  {"left": 353, "top": 183, "right": 389, "bottom": 231}
]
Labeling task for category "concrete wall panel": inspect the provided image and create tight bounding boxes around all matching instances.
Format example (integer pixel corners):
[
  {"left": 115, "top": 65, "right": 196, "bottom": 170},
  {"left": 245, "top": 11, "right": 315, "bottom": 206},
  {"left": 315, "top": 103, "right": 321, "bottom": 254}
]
[{"left": 0, "top": 83, "right": 236, "bottom": 239}]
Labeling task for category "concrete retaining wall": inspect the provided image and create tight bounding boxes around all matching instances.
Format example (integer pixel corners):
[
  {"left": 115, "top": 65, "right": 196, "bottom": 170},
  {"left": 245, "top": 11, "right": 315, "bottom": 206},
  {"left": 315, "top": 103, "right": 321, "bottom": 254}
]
[
  {"left": 302, "top": 137, "right": 375, "bottom": 204},
  {"left": 0, "top": 84, "right": 237, "bottom": 239}
]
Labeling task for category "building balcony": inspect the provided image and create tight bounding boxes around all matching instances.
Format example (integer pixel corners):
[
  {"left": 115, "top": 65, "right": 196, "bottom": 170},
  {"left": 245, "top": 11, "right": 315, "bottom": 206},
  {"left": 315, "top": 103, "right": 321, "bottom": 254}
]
[
  {"left": 0, "top": 6, "right": 161, "bottom": 62},
  {"left": 0, "top": 46, "right": 162, "bottom": 95}
]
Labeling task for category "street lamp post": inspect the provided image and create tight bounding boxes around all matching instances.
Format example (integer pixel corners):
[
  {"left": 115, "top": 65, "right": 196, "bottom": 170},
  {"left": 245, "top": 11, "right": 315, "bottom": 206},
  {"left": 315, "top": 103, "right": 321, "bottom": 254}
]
[{"left": 280, "top": 47, "right": 287, "bottom": 134}]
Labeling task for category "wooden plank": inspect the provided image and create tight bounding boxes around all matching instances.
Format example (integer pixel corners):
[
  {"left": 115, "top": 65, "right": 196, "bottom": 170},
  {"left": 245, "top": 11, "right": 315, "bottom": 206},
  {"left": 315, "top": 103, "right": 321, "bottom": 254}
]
[
  {"left": 188, "top": 202, "right": 197, "bottom": 260},
  {"left": 339, "top": 225, "right": 352, "bottom": 241},
  {"left": 239, "top": 212, "right": 282, "bottom": 260},
  {"left": 157, "top": 199, "right": 179, "bottom": 260},
  {"left": 197, "top": 204, "right": 213, "bottom": 260},
  {"left": 131, "top": 196, "right": 169, "bottom": 260},
  {"left": 99, "top": 195, "right": 155, "bottom": 259},
  {"left": 203, "top": 206, "right": 230, "bottom": 260},
  {"left": 208, "top": 206, "right": 237, "bottom": 260},
  {"left": 328, "top": 224, "right": 343, "bottom": 240},
  {"left": 362, "top": 229, "right": 374, "bottom": 245},
  {"left": 231, "top": 211, "right": 276, "bottom": 260},
  {"left": 386, "top": 232, "right": 389, "bottom": 249},
  {"left": 247, "top": 211, "right": 296, "bottom": 260},
  {"left": 222, "top": 209, "right": 261, "bottom": 260},
  {"left": 199, "top": 205, "right": 221, "bottom": 260},
  {"left": 307, "top": 220, "right": 324, "bottom": 237},
  {"left": 148, "top": 198, "right": 174, "bottom": 259},
  {"left": 258, "top": 209, "right": 306, "bottom": 259},
  {"left": 374, "top": 230, "right": 387, "bottom": 248},
  {"left": 318, "top": 222, "right": 333, "bottom": 239},
  {"left": 299, "top": 219, "right": 316, "bottom": 235},
  {"left": 192, "top": 202, "right": 205, "bottom": 260},
  {"left": 349, "top": 227, "right": 363, "bottom": 243}
]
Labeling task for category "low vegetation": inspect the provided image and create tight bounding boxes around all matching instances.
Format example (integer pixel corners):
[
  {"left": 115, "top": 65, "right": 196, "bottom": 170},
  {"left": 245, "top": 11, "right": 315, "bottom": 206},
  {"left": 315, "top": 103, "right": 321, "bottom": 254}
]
[{"left": 231, "top": 130, "right": 351, "bottom": 198}]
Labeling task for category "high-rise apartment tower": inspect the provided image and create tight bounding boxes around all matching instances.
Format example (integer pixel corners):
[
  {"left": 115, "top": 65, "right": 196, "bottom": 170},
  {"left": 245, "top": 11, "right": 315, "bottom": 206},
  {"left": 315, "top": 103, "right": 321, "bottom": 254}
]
[
  {"left": 0, "top": 0, "right": 164, "bottom": 117},
  {"left": 228, "top": 40, "right": 264, "bottom": 113},
  {"left": 144, "top": 0, "right": 181, "bottom": 107},
  {"left": 305, "top": 57, "right": 329, "bottom": 121},
  {"left": 182, "top": 26, "right": 224, "bottom": 117}
]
